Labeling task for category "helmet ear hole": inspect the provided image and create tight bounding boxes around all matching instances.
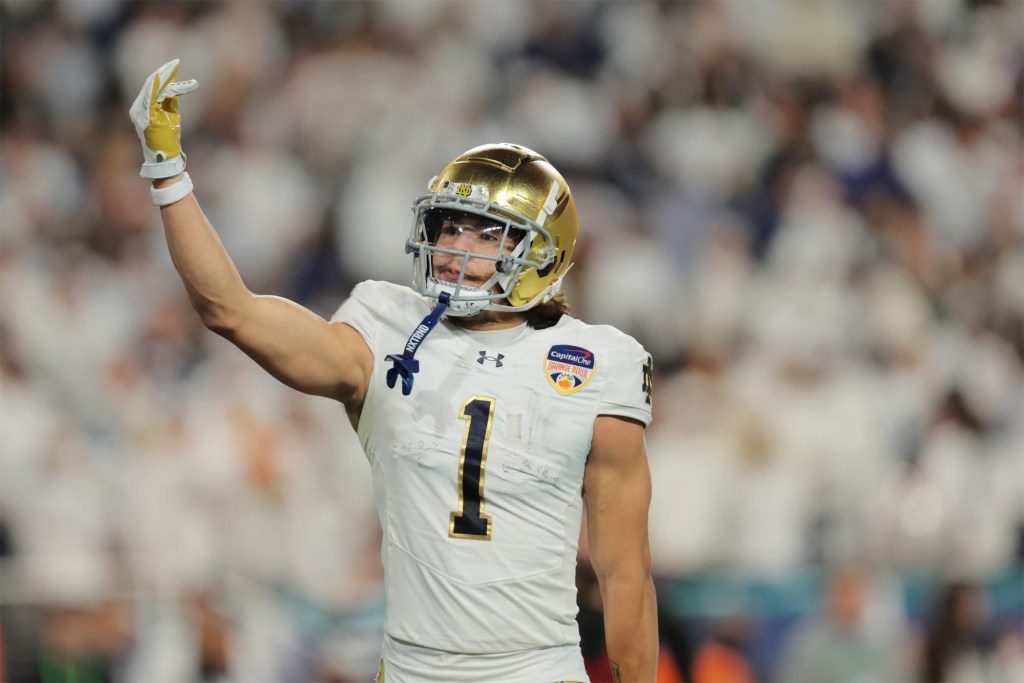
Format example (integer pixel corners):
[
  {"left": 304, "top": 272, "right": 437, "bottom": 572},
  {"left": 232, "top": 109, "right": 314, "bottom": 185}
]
[{"left": 536, "top": 249, "right": 565, "bottom": 278}]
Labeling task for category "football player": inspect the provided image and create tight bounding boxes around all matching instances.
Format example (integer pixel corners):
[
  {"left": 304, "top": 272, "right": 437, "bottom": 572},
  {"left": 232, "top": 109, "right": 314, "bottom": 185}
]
[{"left": 131, "top": 60, "right": 657, "bottom": 683}]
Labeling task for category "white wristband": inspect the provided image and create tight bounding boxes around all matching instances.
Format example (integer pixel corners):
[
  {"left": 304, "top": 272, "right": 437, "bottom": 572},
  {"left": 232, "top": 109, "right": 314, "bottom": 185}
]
[{"left": 151, "top": 172, "right": 194, "bottom": 206}]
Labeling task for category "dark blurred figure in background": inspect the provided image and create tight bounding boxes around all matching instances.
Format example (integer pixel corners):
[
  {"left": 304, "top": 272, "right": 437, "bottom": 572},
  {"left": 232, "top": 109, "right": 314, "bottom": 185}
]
[{"left": 919, "top": 581, "right": 1024, "bottom": 683}]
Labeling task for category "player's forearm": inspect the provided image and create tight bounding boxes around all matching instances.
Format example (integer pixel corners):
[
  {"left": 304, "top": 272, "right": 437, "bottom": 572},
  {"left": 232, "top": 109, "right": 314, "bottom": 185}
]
[
  {"left": 155, "top": 177, "right": 252, "bottom": 332},
  {"left": 601, "top": 573, "right": 658, "bottom": 682}
]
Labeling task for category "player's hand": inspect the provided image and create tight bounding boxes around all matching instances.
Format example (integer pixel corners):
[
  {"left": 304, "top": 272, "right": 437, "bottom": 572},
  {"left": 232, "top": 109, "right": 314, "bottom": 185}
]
[{"left": 129, "top": 59, "right": 199, "bottom": 179}]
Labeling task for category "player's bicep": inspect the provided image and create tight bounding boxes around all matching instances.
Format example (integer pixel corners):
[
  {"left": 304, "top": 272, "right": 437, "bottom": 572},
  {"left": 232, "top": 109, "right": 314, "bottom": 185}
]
[
  {"left": 584, "top": 415, "right": 652, "bottom": 581},
  {"left": 226, "top": 294, "right": 372, "bottom": 404}
]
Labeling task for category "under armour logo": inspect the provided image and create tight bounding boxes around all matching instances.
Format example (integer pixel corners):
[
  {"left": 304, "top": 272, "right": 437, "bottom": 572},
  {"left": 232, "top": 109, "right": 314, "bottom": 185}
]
[{"left": 477, "top": 350, "right": 504, "bottom": 367}]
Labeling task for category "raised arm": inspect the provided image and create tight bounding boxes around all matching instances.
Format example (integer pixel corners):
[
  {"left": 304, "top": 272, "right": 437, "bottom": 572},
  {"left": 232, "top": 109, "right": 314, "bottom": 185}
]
[
  {"left": 132, "top": 61, "right": 371, "bottom": 409},
  {"left": 584, "top": 415, "right": 658, "bottom": 682},
  {"left": 157, "top": 187, "right": 371, "bottom": 405}
]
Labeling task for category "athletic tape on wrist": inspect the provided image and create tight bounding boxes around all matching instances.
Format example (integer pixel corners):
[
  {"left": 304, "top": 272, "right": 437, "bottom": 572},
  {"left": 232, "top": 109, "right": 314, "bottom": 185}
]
[{"left": 151, "top": 172, "right": 194, "bottom": 207}]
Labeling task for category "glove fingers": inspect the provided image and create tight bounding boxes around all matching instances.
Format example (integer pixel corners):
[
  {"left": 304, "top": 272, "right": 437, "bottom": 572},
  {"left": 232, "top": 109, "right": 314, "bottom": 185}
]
[
  {"left": 156, "top": 59, "right": 181, "bottom": 89},
  {"left": 158, "top": 79, "right": 199, "bottom": 102},
  {"left": 131, "top": 60, "right": 172, "bottom": 125},
  {"left": 149, "top": 59, "right": 181, "bottom": 114}
]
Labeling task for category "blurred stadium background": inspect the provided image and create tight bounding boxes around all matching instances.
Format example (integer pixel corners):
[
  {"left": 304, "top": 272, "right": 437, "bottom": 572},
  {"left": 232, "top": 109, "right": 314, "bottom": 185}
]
[{"left": 1, "top": 1, "right": 1022, "bottom": 681}]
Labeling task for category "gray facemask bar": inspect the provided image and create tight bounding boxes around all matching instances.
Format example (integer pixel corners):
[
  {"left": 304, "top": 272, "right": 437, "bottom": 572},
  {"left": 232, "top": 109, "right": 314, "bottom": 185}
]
[{"left": 407, "top": 193, "right": 556, "bottom": 305}]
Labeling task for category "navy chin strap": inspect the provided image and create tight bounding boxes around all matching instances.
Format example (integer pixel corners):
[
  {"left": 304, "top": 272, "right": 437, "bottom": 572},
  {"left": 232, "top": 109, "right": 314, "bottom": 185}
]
[{"left": 385, "top": 291, "right": 451, "bottom": 395}]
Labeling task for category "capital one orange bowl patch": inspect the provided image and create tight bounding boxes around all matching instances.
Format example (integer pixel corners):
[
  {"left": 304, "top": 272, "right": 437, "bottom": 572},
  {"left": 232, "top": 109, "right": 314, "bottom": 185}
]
[{"left": 545, "top": 345, "right": 595, "bottom": 395}]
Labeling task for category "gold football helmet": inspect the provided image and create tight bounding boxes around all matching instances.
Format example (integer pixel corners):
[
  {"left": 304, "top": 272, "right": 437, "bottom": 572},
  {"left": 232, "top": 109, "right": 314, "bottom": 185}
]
[{"left": 407, "top": 143, "right": 578, "bottom": 316}]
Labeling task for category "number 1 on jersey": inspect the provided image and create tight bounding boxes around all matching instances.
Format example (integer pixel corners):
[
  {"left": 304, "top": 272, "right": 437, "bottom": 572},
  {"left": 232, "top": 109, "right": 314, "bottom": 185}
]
[{"left": 449, "top": 396, "right": 495, "bottom": 541}]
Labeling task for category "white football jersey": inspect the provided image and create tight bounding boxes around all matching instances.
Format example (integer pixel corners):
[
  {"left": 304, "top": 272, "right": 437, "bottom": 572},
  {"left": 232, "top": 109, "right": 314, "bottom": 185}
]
[{"left": 332, "top": 281, "right": 652, "bottom": 657}]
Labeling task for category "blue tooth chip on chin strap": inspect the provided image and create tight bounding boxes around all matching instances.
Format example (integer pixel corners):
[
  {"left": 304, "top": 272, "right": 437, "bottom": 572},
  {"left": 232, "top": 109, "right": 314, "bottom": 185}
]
[{"left": 385, "top": 291, "right": 451, "bottom": 395}]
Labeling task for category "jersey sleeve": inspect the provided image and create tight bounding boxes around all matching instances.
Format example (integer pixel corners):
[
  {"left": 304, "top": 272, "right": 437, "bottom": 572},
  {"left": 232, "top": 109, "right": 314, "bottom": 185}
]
[
  {"left": 330, "top": 281, "right": 381, "bottom": 353},
  {"left": 598, "top": 336, "right": 653, "bottom": 427}
]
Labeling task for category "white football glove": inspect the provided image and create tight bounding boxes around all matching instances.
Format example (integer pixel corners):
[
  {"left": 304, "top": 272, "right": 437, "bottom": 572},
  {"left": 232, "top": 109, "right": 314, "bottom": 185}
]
[{"left": 129, "top": 59, "right": 198, "bottom": 179}]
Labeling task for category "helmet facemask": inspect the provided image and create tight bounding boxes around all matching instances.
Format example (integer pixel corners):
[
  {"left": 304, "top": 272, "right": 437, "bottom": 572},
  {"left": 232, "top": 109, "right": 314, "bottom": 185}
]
[{"left": 407, "top": 193, "right": 558, "bottom": 317}]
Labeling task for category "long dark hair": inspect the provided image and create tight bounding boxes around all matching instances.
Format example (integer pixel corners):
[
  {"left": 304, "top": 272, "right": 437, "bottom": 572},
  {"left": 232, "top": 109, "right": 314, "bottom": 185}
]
[{"left": 523, "top": 291, "right": 571, "bottom": 329}]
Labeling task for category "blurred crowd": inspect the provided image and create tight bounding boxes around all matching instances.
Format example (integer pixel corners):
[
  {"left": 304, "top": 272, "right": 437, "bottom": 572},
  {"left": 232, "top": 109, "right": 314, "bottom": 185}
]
[{"left": 1, "top": 1, "right": 1022, "bottom": 681}]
